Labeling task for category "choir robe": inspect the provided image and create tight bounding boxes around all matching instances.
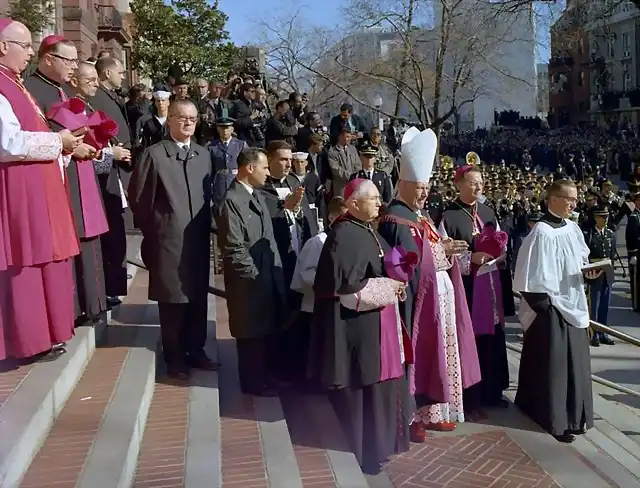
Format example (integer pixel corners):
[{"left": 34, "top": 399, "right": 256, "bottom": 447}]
[
  {"left": 513, "top": 213, "right": 594, "bottom": 436},
  {"left": 0, "top": 67, "right": 78, "bottom": 360},
  {"left": 25, "top": 76, "right": 108, "bottom": 322},
  {"left": 310, "top": 215, "right": 409, "bottom": 473},
  {"left": 440, "top": 199, "right": 510, "bottom": 408}
]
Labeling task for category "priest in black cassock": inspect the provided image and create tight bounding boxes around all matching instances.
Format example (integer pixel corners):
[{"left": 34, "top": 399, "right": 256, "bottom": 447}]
[
  {"left": 259, "top": 140, "right": 319, "bottom": 382},
  {"left": 514, "top": 179, "right": 594, "bottom": 443},
  {"left": 24, "top": 35, "right": 76, "bottom": 114},
  {"left": 310, "top": 178, "right": 409, "bottom": 474},
  {"left": 92, "top": 56, "right": 132, "bottom": 308},
  {"left": 64, "top": 62, "right": 116, "bottom": 325},
  {"left": 439, "top": 165, "right": 510, "bottom": 414}
]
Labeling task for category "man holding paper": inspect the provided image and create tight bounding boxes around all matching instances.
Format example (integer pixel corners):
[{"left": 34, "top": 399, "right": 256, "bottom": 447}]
[{"left": 514, "top": 179, "right": 596, "bottom": 444}]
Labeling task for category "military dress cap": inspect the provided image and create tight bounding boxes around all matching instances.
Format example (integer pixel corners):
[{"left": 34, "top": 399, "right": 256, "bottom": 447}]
[
  {"left": 292, "top": 151, "right": 308, "bottom": 160},
  {"left": 216, "top": 116, "right": 235, "bottom": 126},
  {"left": 592, "top": 205, "right": 610, "bottom": 217},
  {"left": 359, "top": 142, "right": 377, "bottom": 156},
  {"left": 172, "top": 77, "right": 189, "bottom": 86}
]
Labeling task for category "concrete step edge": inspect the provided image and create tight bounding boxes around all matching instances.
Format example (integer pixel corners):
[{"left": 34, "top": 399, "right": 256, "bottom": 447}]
[
  {"left": 583, "top": 426, "right": 640, "bottom": 479},
  {"left": 185, "top": 294, "right": 221, "bottom": 488},
  {"left": 0, "top": 326, "right": 96, "bottom": 488},
  {"left": 77, "top": 301, "right": 159, "bottom": 488},
  {"left": 254, "top": 395, "right": 303, "bottom": 488},
  {"left": 305, "top": 395, "right": 369, "bottom": 488}
]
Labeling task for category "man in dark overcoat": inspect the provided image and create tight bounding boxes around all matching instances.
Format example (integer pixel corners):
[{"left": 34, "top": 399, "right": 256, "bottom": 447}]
[
  {"left": 128, "top": 99, "right": 217, "bottom": 379},
  {"left": 215, "top": 147, "right": 287, "bottom": 396}
]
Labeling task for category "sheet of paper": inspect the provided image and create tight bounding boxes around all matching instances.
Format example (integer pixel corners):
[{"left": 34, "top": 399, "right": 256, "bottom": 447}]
[
  {"left": 276, "top": 187, "right": 291, "bottom": 200},
  {"left": 476, "top": 255, "right": 505, "bottom": 276}
]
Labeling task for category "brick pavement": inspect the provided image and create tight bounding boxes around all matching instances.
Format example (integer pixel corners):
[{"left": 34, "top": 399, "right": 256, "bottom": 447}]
[
  {"left": 0, "top": 362, "right": 32, "bottom": 409},
  {"left": 385, "top": 430, "right": 560, "bottom": 488}
]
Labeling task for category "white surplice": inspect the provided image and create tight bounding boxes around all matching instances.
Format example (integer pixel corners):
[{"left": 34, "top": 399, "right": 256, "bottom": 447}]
[
  {"left": 513, "top": 219, "right": 590, "bottom": 331},
  {"left": 0, "top": 94, "right": 65, "bottom": 177},
  {"left": 290, "top": 231, "right": 327, "bottom": 313}
]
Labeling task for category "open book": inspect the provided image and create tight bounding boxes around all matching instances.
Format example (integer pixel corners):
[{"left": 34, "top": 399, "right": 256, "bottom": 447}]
[{"left": 581, "top": 259, "right": 612, "bottom": 273}]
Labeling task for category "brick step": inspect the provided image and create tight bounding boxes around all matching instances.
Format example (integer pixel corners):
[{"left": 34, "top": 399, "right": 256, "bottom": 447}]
[
  {"left": 0, "top": 239, "right": 142, "bottom": 488},
  {"left": 16, "top": 268, "right": 158, "bottom": 488},
  {"left": 505, "top": 346, "right": 640, "bottom": 488},
  {"left": 132, "top": 292, "right": 220, "bottom": 488}
]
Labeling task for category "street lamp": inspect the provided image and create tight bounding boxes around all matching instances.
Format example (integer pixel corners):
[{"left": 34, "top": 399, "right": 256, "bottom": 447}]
[{"left": 374, "top": 95, "right": 383, "bottom": 130}]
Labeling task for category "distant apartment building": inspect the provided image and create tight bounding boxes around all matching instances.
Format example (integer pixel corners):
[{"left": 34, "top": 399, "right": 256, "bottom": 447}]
[
  {"left": 536, "top": 63, "right": 550, "bottom": 117},
  {"left": 587, "top": 0, "right": 640, "bottom": 124},
  {"left": 315, "top": 2, "right": 536, "bottom": 132},
  {"left": 0, "top": 0, "right": 137, "bottom": 86},
  {"left": 548, "top": 3, "right": 591, "bottom": 127}
]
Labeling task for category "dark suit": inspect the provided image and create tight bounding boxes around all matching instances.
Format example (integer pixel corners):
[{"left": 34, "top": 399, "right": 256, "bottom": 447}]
[
  {"left": 349, "top": 168, "right": 393, "bottom": 203},
  {"left": 584, "top": 227, "right": 616, "bottom": 339},
  {"left": 329, "top": 113, "right": 365, "bottom": 141},
  {"left": 128, "top": 140, "right": 212, "bottom": 368},
  {"left": 91, "top": 84, "right": 133, "bottom": 295},
  {"left": 258, "top": 174, "right": 320, "bottom": 381},
  {"left": 215, "top": 179, "right": 287, "bottom": 393}
]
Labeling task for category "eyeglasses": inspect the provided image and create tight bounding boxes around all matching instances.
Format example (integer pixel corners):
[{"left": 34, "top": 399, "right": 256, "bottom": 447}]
[
  {"left": 174, "top": 116, "right": 197, "bottom": 124},
  {"left": 49, "top": 53, "right": 79, "bottom": 65},
  {"left": 554, "top": 195, "right": 578, "bottom": 203},
  {"left": 4, "top": 40, "right": 32, "bottom": 50}
]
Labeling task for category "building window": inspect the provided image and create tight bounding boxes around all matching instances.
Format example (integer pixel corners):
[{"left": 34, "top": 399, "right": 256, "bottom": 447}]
[
  {"left": 607, "top": 37, "right": 615, "bottom": 58},
  {"left": 624, "top": 72, "right": 633, "bottom": 91}
]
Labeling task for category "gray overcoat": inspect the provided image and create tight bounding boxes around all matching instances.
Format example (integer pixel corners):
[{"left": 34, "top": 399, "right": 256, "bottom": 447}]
[
  {"left": 128, "top": 140, "right": 212, "bottom": 303},
  {"left": 215, "top": 180, "right": 286, "bottom": 339}
]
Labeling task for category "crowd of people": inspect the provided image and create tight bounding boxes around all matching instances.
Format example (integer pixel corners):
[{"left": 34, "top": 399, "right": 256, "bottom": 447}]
[{"left": 1, "top": 16, "right": 640, "bottom": 477}]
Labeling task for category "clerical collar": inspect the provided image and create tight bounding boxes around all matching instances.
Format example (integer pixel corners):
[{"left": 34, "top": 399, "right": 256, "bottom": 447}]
[
  {"left": 543, "top": 210, "right": 563, "bottom": 224},
  {"left": 34, "top": 69, "right": 63, "bottom": 88},
  {"left": 456, "top": 197, "right": 476, "bottom": 209}
]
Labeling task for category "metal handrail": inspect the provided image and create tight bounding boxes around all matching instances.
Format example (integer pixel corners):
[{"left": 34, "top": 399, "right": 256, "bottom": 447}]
[
  {"left": 513, "top": 291, "right": 640, "bottom": 348},
  {"left": 505, "top": 342, "right": 640, "bottom": 398},
  {"left": 127, "top": 255, "right": 640, "bottom": 397}
]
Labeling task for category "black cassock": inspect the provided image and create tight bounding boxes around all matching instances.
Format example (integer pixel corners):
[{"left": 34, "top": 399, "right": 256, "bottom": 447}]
[
  {"left": 440, "top": 199, "right": 510, "bottom": 408},
  {"left": 310, "top": 216, "right": 409, "bottom": 473},
  {"left": 515, "top": 213, "right": 594, "bottom": 436},
  {"left": 24, "top": 75, "right": 107, "bottom": 322}
]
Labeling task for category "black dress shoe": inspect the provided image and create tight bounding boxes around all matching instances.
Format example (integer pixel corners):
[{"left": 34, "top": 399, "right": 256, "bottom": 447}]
[
  {"left": 554, "top": 433, "right": 576, "bottom": 443},
  {"left": 600, "top": 337, "right": 615, "bottom": 345},
  {"left": 36, "top": 347, "right": 66, "bottom": 362},
  {"left": 166, "top": 364, "right": 190, "bottom": 380},
  {"left": 243, "top": 384, "right": 279, "bottom": 397},
  {"left": 106, "top": 296, "right": 122, "bottom": 308},
  {"left": 187, "top": 353, "right": 220, "bottom": 371},
  {"left": 569, "top": 427, "right": 587, "bottom": 435},
  {"left": 590, "top": 338, "right": 600, "bottom": 347}
]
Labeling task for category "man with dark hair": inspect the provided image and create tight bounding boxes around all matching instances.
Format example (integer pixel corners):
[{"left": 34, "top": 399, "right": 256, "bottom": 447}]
[
  {"left": 92, "top": 54, "right": 132, "bottom": 307},
  {"left": 229, "top": 82, "right": 264, "bottom": 147},
  {"left": 329, "top": 102, "right": 365, "bottom": 141},
  {"left": 514, "top": 178, "right": 595, "bottom": 443},
  {"left": 264, "top": 99, "right": 298, "bottom": 145},
  {"left": 215, "top": 147, "right": 287, "bottom": 396},
  {"left": 129, "top": 99, "right": 216, "bottom": 379}
]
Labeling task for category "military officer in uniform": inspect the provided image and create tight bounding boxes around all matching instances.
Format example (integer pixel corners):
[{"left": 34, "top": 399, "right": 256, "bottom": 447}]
[
  {"left": 626, "top": 191, "right": 640, "bottom": 312},
  {"left": 210, "top": 117, "right": 248, "bottom": 211},
  {"left": 349, "top": 142, "right": 393, "bottom": 203},
  {"left": 585, "top": 206, "right": 616, "bottom": 346}
]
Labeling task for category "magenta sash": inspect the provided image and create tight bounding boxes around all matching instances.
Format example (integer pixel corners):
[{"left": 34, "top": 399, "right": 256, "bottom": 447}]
[
  {"left": 75, "top": 160, "right": 109, "bottom": 238},
  {"left": 378, "top": 304, "right": 404, "bottom": 381},
  {"left": 470, "top": 215, "right": 505, "bottom": 335}
]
